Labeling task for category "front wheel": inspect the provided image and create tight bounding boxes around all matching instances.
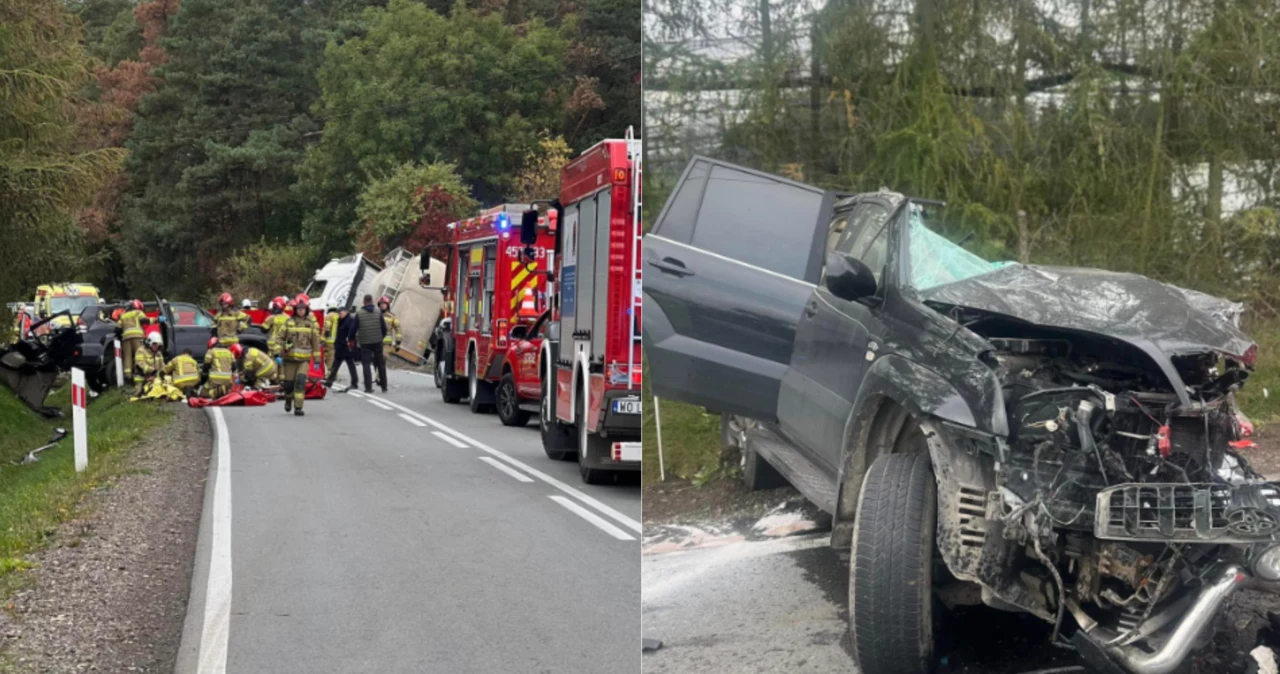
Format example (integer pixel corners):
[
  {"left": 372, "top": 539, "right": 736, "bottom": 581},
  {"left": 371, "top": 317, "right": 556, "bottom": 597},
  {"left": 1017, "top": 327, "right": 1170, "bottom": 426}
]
[
  {"left": 849, "top": 449, "right": 938, "bottom": 674},
  {"left": 433, "top": 355, "right": 444, "bottom": 389},
  {"left": 577, "top": 391, "right": 609, "bottom": 484},
  {"left": 496, "top": 372, "right": 531, "bottom": 427},
  {"left": 467, "top": 352, "right": 494, "bottom": 414},
  {"left": 440, "top": 354, "right": 465, "bottom": 404}
]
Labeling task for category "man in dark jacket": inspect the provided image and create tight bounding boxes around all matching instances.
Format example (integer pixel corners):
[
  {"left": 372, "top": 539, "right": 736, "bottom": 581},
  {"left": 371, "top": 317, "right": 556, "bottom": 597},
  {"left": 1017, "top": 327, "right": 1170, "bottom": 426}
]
[
  {"left": 354, "top": 294, "right": 388, "bottom": 393},
  {"left": 324, "top": 306, "right": 360, "bottom": 390}
]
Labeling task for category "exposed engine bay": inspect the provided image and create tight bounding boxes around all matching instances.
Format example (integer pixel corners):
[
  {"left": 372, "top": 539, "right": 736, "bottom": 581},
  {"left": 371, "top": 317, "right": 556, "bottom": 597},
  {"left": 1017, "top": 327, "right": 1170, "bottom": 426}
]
[{"left": 929, "top": 311, "right": 1277, "bottom": 674}]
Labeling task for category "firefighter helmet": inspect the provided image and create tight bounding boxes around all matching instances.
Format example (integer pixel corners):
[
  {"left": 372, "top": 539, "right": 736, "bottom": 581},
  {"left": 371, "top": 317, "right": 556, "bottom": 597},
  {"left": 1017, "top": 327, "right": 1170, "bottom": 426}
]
[
  {"left": 219, "top": 292, "right": 233, "bottom": 306},
  {"left": 294, "top": 293, "right": 310, "bottom": 307},
  {"left": 130, "top": 299, "right": 143, "bottom": 311},
  {"left": 147, "top": 332, "right": 163, "bottom": 347},
  {"left": 271, "top": 296, "right": 287, "bottom": 311},
  {"left": 207, "top": 337, "right": 219, "bottom": 349},
  {"left": 378, "top": 295, "right": 391, "bottom": 309},
  {"left": 241, "top": 299, "right": 252, "bottom": 310},
  {"left": 229, "top": 344, "right": 244, "bottom": 359}
]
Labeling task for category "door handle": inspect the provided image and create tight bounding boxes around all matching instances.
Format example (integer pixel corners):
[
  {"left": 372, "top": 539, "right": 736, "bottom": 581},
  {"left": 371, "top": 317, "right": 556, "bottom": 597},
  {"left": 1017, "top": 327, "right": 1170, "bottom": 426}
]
[
  {"left": 648, "top": 257, "right": 694, "bottom": 277},
  {"left": 802, "top": 302, "right": 817, "bottom": 318}
]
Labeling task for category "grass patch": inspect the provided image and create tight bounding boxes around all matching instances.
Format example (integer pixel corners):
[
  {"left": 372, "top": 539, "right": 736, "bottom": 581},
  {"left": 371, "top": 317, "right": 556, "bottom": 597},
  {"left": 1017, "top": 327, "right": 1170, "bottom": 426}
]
[
  {"left": 0, "top": 381, "right": 172, "bottom": 586},
  {"left": 642, "top": 359, "right": 723, "bottom": 484},
  {"left": 1237, "top": 316, "right": 1280, "bottom": 425}
]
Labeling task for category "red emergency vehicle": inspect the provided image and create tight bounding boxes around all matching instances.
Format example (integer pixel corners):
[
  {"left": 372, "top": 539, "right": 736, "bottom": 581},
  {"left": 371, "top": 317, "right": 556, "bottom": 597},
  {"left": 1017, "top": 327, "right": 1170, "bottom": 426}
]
[
  {"left": 427, "top": 204, "right": 557, "bottom": 414},
  {"left": 539, "top": 132, "right": 642, "bottom": 484}
]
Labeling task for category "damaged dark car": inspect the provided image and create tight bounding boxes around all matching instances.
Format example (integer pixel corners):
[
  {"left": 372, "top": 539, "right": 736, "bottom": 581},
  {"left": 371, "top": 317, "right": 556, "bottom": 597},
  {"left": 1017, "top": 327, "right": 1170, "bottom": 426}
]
[{"left": 643, "top": 157, "right": 1273, "bottom": 674}]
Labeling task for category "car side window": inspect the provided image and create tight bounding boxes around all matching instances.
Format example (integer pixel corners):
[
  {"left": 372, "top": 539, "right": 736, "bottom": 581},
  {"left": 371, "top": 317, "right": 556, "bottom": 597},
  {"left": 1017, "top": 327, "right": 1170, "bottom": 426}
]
[{"left": 827, "top": 204, "right": 891, "bottom": 287}]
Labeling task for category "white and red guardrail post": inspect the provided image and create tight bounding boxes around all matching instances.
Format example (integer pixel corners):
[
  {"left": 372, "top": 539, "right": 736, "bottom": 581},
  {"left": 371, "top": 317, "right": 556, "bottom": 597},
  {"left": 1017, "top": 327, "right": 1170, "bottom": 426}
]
[
  {"left": 114, "top": 338, "right": 124, "bottom": 388},
  {"left": 71, "top": 368, "right": 88, "bottom": 472}
]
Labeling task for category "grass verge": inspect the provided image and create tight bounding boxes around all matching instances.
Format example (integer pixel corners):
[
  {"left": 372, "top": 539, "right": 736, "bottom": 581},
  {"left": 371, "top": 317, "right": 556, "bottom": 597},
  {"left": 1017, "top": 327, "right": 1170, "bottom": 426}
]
[
  {"left": 641, "top": 359, "right": 722, "bottom": 485},
  {"left": 0, "top": 381, "right": 173, "bottom": 594}
]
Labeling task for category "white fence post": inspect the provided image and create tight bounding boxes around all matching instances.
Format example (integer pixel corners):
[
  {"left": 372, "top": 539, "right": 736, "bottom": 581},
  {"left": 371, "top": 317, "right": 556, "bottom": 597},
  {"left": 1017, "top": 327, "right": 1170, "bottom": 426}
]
[
  {"left": 71, "top": 368, "right": 88, "bottom": 472},
  {"left": 653, "top": 396, "right": 665, "bottom": 482},
  {"left": 113, "top": 338, "right": 124, "bottom": 388}
]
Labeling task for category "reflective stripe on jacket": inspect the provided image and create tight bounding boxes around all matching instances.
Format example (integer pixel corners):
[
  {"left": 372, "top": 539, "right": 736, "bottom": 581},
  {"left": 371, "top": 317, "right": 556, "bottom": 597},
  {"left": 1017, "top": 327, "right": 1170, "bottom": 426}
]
[
  {"left": 243, "top": 347, "right": 276, "bottom": 378},
  {"left": 163, "top": 354, "right": 200, "bottom": 386},
  {"left": 120, "top": 310, "right": 148, "bottom": 339},
  {"left": 216, "top": 310, "right": 249, "bottom": 344},
  {"left": 323, "top": 311, "right": 340, "bottom": 344},
  {"left": 266, "top": 313, "right": 288, "bottom": 350},
  {"left": 383, "top": 311, "right": 401, "bottom": 344},
  {"left": 204, "top": 347, "right": 235, "bottom": 384},
  {"left": 135, "top": 347, "right": 165, "bottom": 375},
  {"left": 284, "top": 317, "right": 320, "bottom": 361}
]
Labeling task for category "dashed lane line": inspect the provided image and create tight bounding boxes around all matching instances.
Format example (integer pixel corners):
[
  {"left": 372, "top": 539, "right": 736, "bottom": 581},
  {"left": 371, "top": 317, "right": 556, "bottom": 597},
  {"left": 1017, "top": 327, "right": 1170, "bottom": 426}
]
[
  {"left": 433, "top": 431, "right": 470, "bottom": 448},
  {"left": 397, "top": 413, "right": 428, "bottom": 428},
  {"left": 549, "top": 496, "right": 635, "bottom": 541},
  {"left": 368, "top": 393, "right": 642, "bottom": 536},
  {"left": 479, "top": 456, "right": 534, "bottom": 482}
]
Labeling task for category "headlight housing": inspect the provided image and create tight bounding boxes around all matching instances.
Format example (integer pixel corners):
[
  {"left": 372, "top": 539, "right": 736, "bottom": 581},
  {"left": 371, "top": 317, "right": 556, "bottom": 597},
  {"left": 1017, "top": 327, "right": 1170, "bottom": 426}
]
[{"left": 1254, "top": 544, "right": 1280, "bottom": 581}]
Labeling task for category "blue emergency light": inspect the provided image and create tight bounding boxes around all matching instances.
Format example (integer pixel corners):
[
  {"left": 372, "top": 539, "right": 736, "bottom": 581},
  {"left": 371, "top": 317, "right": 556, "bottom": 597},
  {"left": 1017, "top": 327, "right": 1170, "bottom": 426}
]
[{"left": 496, "top": 213, "right": 510, "bottom": 230}]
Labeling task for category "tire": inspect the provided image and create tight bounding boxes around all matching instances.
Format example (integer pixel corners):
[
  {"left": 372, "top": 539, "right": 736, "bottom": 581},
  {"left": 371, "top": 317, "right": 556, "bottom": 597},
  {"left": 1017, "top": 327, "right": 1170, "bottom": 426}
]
[
  {"left": 849, "top": 448, "right": 938, "bottom": 674},
  {"left": 433, "top": 355, "right": 444, "bottom": 389},
  {"left": 496, "top": 372, "right": 531, "bottom": 427},
  {"left": 577, "top": 388, "right": 609, "bottom": 484},
  {"left": 541, "top": 379, "right": 576, "bottom": 461},
  {"left": 726, "top": 414, "right": 786, "bottom": 490},
  {"left": 467, "top": 351, "right": 494, "bottom": 414},
  {"left": 440, "top": 354, "right": 465, "bottom": 404}
]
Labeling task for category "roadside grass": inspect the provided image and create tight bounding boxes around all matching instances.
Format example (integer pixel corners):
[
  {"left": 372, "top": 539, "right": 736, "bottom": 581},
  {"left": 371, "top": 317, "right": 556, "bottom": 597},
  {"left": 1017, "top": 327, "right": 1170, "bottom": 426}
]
[
  {"left": 641, "top": 359, "right": 723, "bottom": 485},
  {"left": 0, "top": 382, "right": 172, "bottom": 594},
  {"left": 1237, "top": 316, "right": 1280, "bottom": 425}
]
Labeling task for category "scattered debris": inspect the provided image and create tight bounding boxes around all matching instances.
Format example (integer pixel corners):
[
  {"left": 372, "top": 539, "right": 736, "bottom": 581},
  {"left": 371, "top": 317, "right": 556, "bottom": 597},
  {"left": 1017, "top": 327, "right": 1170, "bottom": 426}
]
[{"left": 15, "top": 427, "right": 68, "bottom": 465}]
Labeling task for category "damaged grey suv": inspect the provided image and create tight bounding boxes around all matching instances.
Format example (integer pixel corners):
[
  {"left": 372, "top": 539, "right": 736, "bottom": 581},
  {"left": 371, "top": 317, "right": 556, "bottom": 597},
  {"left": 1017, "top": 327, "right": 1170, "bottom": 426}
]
[{"left": 643, "top": 157, "right": 1271, "bottom": 674}]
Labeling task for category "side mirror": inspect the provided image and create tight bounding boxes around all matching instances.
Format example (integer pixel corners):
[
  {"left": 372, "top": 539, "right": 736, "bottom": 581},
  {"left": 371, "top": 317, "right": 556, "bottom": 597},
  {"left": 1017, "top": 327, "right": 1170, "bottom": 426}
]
[
  {"left": 825, "top": 252, "right": 878, "bottom": 302},
  {"left": 419, "top": 252, "right": 430, "bottom": 271},
  {"left": 509, "top": 325, "right": 529, "bottom": 341},
  {"left": 520, "top": 209, "right": 539, "bottom": 246}
]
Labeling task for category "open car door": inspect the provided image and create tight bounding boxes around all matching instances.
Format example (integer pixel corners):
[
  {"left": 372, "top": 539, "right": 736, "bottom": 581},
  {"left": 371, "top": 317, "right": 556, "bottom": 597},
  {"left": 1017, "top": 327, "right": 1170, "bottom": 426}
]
[
  {"left": 642, "top": 157, "right": 834, "bottom": 422},
  {"left": 157, "top": 297, "right": 215, "bottom": 359}
]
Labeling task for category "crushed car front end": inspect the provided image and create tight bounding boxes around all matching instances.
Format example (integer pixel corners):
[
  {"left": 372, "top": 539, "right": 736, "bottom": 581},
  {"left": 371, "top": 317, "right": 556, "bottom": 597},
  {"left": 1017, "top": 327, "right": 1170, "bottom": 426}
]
[{"left": 912, "top": 266, "right": 1273, "bottom": 674}]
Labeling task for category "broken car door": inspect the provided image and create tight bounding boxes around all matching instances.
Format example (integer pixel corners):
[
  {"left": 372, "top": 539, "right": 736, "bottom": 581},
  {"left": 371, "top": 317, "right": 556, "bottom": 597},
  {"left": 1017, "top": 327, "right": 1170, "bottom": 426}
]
[
  {"left": 643, "top": 157, "right": 830, "bottom": 421},
  {"left": 780, "top": 197, "right": 895, "bottom": 469}
]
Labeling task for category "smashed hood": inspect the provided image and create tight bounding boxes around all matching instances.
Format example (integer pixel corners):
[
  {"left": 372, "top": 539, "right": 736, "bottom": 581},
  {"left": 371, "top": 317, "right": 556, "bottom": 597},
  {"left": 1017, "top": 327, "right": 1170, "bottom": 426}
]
[{"left": 921, "top": 264, "right": 1255, "bottom": 359}]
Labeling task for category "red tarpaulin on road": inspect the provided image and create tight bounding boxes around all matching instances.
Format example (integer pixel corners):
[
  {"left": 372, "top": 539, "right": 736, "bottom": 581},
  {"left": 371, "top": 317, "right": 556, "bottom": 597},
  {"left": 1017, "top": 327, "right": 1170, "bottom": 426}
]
[{"left": 187, "top": 385, "right": 277, "bottom": 408}]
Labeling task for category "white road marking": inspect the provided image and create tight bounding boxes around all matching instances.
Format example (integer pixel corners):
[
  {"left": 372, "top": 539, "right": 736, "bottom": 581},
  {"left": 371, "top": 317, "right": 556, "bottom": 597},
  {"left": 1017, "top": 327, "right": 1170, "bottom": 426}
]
[
  {"left": 198, "top": 408, "right": 233, "bottom": 674},
  {"left": 549, "top": 496, "right": 635, "bottom": 540},
  {"left": 480, "top": 456, "right": 534, "bottom": 482},
  {"left": 369, "top": 394, "right": 642, "bottom": 535},
  {"left": 366, "top": 398, "right": 392, "bottom": 411},
  {"left": 347, "top": 390, "right": 365, "bottom": 398},
  {"left": 433, "top": 431, "right": 469, "bottom": 448},
  {"left": 397, "top": 413, "right": 428, "bottom": 428}
]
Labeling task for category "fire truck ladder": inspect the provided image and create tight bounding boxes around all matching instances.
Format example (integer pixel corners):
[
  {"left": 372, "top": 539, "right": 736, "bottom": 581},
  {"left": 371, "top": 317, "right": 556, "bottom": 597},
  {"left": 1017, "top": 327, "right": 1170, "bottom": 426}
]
[
  {"left": 382, "top": 248, "right": 416, "bottom": 306},
  {"left": 626, "top": 126, "right": 642, "bottom": 391}
]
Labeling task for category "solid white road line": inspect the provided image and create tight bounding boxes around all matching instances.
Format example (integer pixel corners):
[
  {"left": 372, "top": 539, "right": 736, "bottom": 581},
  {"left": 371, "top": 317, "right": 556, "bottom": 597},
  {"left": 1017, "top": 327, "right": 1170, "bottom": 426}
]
[
  {"left": 549, "top": 495, "right": 634, "bottom": 541},
  {"left": 432, "top": 431, "right": 469, "bottom": 448},
  {"left": 398, "top": 413, "right": 428, "bottom": 428},
  {"left": 369, "top": 394, "right": 642, "bottom": 535},
  {"left": 480, "top": 456, "right": 534, "bottom": 483},
  {"left": 198, "top": 408, "right": 233, "bottom": 674},
  {"left": 366, "top": 398, "right": 392, "bottom": 411}
]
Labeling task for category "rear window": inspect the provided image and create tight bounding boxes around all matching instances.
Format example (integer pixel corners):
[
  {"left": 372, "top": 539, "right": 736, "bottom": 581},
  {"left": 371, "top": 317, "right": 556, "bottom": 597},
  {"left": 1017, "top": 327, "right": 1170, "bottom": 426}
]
[{"left": 654, "top": 159, "right": 824, "bottom": 280}]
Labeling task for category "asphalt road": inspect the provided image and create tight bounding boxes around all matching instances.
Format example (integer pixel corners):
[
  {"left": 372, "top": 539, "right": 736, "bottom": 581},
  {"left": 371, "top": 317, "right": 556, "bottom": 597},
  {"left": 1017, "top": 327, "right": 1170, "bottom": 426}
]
[{"left": 177, "top": 369, "right": 641, "bottom": 674}]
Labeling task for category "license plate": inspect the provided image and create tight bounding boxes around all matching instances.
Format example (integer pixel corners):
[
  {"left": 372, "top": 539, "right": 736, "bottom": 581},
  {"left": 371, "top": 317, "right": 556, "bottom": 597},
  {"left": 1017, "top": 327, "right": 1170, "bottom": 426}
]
[{"left": 613, "top": 398, "right": 641, "bottom": 415}]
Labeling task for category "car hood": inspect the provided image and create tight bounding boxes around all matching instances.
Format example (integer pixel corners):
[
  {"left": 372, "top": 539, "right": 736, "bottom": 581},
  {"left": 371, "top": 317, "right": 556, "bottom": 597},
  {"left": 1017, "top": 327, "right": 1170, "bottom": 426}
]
[{"left": 920, "top": 264, "right": 1255, "bottom": 359}]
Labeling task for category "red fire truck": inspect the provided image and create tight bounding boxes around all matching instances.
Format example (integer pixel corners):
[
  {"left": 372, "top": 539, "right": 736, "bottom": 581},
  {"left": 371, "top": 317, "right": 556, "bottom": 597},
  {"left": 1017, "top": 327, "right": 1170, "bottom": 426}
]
[
  {"left": 538, "top": 132, "right": 642, "bottom": 484},
  {"left": 426, "top": 204, "right": 557, "bottom": 414}
]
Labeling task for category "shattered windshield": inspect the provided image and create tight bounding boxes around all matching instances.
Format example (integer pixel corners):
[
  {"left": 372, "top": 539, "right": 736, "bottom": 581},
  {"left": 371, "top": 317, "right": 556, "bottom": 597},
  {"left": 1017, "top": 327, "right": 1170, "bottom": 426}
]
[{"left": 907, "top": 204, "right": 1014, "bottom": 292}]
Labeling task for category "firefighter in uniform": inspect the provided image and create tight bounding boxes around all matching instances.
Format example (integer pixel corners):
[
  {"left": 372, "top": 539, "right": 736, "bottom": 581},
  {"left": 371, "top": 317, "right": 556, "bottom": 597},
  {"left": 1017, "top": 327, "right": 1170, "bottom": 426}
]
[
  {"left": 119, "top": 299, "right": 150, "bottom": 383},
  {"left": 323, "top": 305, "right": 341, "bottom": 380},
  {"left": 282, "top": 294, "right": 320, "bottom": 416},
  {"left": 264, "top": 296, "right": 289, "bottom": 361},
  {"left": 214, "top": 292, "right": 249, "bottom": 347},
  {"left": 236, "top": 344, "right": 277, "bottom": 389},
  {"left": 134, "top": 332, "right": 166, "bottom": 395},
  {"left": 378, "top": 296, "right": 401, "bottom": 357},
  {"left": 203, "top": 337, "right": 235, "bottom": 398},
  {"left": 163, "top": 349, "right": 201, "bottom": 396}
]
